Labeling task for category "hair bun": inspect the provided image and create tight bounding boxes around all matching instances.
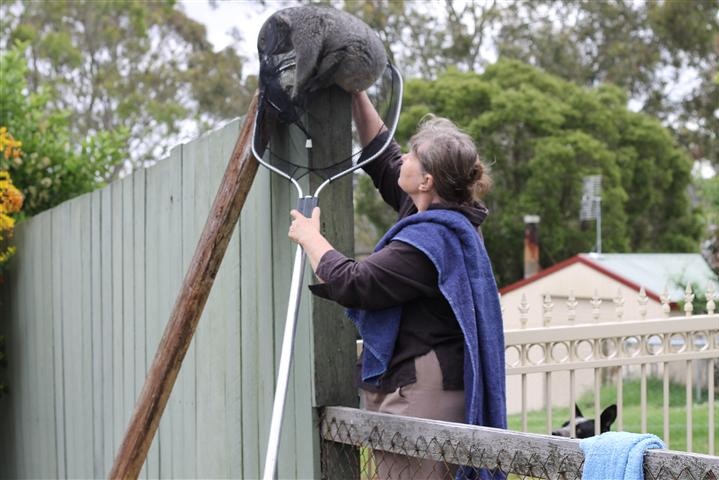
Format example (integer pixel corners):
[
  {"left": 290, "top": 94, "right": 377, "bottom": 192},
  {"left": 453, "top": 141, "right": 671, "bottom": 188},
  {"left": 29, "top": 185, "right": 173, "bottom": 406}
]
[{"left": 471, "top": 160, "right": 483, "bottom": 182}]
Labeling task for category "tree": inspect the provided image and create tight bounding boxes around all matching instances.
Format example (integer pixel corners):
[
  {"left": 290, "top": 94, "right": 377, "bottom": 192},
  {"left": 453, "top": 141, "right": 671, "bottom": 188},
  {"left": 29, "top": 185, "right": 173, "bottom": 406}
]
[
  {"left": 696, "top": 174, "right": 719, "bottom": 270},
  {"left": 336, "top": 0, "right": 717, "bottom": 168},
  {"left": 495, "top": 0, "right": 719, "bottom": 167},
  {"left": 386, "top": 61, "right": 702, "bottom": 286},
  {"left": 0, "top": 44, "right": 126, "bottom": 215},
  {"left": 0, "top": 0, "right": 255, "bottom": 176}
]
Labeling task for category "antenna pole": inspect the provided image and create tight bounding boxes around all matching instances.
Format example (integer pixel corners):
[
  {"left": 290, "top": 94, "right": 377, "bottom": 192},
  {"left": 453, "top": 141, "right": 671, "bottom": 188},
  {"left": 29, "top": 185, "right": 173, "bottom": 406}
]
[{"left": 596, "top": 196, "right": 602, "bottom": 254}]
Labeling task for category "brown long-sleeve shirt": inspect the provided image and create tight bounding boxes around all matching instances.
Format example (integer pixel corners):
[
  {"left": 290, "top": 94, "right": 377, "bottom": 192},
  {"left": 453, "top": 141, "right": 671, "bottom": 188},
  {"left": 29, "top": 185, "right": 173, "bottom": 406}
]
[{"left": 309, "top": 133, "right": 488, "bottom": 392}]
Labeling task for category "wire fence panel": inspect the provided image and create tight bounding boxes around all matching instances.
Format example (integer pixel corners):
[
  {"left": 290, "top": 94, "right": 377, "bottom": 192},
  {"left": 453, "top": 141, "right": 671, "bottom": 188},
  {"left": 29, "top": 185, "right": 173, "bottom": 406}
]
[{"left": 320, "top": 407, "right": 719, "bottom": 480}]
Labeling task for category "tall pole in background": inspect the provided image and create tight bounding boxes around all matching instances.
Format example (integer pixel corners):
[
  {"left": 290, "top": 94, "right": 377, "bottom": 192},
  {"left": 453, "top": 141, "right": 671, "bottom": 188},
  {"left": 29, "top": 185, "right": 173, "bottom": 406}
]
[{"left": 580, "top": 175, "right": 602, "bottom": 254}]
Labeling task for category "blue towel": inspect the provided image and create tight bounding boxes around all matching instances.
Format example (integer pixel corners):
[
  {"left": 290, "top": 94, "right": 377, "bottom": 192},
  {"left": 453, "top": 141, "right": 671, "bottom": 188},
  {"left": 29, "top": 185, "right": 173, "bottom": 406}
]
[
  {"left": 348, "top": 209, "right": 507, "bottom": 432},
  {"left": 581, "top": 432, "right": 666, "bottom": 480}
]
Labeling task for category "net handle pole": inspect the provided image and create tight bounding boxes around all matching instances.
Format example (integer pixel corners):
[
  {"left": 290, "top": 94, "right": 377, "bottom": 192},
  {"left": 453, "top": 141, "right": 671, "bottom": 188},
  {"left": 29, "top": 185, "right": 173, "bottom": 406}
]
[
  {"left": 262, "top": 196, "right": 317, "bottom": 480},
  {"left": 313, "top": 63, "right": 403, "bottom": 198},
  {"left": 109, "top": 91, "right": 261, "bottom": 480}
]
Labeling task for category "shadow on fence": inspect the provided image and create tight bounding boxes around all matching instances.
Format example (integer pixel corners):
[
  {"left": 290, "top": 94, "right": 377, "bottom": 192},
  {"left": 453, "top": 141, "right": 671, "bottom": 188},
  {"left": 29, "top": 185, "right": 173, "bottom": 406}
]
[{"left": 319, "top": 407, "right": 719, "bottom": 480}]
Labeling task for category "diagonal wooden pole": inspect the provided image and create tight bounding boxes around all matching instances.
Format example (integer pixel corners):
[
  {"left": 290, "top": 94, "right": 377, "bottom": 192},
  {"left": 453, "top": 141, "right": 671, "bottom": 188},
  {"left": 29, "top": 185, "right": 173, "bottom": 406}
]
[{"left": 109, "top": 91, "right": 261, "bottom": 479}]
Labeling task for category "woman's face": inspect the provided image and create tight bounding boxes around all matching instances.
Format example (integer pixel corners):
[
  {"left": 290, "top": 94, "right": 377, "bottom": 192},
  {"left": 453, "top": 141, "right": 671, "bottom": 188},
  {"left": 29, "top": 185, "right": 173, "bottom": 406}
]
[{"left": 398, "top": 150, "right": 427, "bottom": 195}]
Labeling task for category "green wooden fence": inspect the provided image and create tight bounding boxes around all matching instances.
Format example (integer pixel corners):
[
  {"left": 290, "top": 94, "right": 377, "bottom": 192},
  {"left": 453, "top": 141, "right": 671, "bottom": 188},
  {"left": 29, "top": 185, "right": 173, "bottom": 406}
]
[{"left": 0, "top": 105, "right": 357, "bottom": 479}]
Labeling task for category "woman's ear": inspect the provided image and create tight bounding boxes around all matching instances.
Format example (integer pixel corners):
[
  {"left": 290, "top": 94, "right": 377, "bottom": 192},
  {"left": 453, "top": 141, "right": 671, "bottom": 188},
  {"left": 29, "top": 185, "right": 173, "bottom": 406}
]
[{"left": 419, "top": 173, "right": 434, "bottom": 192}]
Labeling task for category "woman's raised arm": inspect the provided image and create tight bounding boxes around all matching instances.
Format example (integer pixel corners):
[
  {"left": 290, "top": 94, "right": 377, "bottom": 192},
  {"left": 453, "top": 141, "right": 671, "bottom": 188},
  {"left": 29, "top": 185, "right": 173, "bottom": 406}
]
[{"left": 351, "top": 91, "right": 387, "bottom": 147}]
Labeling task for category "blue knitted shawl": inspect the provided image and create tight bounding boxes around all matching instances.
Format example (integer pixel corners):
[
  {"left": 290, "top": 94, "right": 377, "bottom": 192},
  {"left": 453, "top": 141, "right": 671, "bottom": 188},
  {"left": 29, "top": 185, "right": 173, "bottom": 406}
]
[{"left": 348, "top": 209, "right": 507, "bottom": 432}]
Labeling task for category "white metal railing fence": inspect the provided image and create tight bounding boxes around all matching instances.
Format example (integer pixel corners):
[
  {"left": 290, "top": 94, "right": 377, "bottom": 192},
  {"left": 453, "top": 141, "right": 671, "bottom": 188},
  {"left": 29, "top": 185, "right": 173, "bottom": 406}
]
[{"left": 504, "top": 285, "right": 717, "bottom": 455}]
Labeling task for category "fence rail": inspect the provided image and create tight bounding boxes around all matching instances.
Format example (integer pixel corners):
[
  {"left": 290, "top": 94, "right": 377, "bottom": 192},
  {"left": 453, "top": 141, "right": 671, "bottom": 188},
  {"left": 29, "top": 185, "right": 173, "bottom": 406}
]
[
  {"left": 503, "top": 295, "right": 717, "bottom": 455},
  {"left": 320, "top": 406, "right": 719, "bottom": 480}
]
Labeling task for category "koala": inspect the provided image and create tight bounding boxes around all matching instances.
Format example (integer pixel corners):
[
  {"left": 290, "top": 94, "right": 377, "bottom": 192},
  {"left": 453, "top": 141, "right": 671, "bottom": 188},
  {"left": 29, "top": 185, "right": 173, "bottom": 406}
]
[{"left": 257, "top": 5, "right": 387, "bottom": 102}]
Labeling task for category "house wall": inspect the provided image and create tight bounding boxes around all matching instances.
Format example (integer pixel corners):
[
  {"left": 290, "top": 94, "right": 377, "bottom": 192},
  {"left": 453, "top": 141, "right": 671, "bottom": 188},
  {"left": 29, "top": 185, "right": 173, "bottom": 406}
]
[
  {"left": 500, "top": 262, "right": 667, "bottom": 330},
  {"left": 501, "top": 262, "right": 675, "bottom": 414}
]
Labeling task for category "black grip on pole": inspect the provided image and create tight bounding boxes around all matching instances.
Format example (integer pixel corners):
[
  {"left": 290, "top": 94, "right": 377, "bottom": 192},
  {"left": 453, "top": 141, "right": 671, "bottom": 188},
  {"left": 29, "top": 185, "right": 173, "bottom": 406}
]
[{"left": 296, "top": 196, "right": 318, "bottom": 217}]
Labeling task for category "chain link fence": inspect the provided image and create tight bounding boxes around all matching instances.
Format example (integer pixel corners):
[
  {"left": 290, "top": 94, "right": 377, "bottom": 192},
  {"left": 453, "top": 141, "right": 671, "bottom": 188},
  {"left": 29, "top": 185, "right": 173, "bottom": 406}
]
[{"left": 319, "top": 407, "right": 719, "bottom": 480}]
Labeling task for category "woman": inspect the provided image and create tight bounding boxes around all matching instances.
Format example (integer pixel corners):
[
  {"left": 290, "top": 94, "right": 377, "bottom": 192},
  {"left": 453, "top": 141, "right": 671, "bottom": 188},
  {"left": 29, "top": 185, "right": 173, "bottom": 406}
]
[{"left": 288, "top": 92, "right": 506, "bottom": 479}]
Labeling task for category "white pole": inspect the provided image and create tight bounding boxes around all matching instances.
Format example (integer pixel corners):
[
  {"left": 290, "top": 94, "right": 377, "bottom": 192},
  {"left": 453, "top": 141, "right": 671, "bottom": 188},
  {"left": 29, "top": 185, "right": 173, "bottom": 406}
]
[
  {"left": 263, "top": 244, "right": 307, "bottom": 480},
  {"left": 596, "top": 196, "right": 602, "bottom": 254}
]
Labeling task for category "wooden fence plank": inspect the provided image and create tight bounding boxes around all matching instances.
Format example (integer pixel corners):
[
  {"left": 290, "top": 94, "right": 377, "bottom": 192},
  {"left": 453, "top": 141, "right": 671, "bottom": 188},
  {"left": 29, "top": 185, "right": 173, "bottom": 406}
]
[
  {"left": 122, "top": 173, "right": 137, "bottom": 468},
  {"left": 111, "top": 180, "right": 125, "bottom": 472},
  {"left": 143, "top": 159, "right": 164, "bottom": 479},
  {"left": 131, "top": 168, "right": 149, "bottom": 479},
  {"left": 76, "top": 195, "right": 94, "bottom": 478},
  {"left": 51, "top": 204, "right": 67, "bottom": 478},
  {"left": 100, "top": 186, "right": 114, "bottom": 473},
  {"left": 201, "top": 121, "right": 236, "bottom": 477},
  {"left": 181, "top": 132, "right": 202, "bottom": 479},
  {"left": 159, "top": 144, "right": 189, "bottom": 478},
  {"left": 240, "top": 152, "right": 272, "bottom": 479},
  {"left": 217, "top": 119, "right": 244, "bottom": 479},
  {"left": 90, "top": 190, "right": 104, "bottom": 478},
  {"left": 155, "top": 147, "right": 184, "bottom": 478}
]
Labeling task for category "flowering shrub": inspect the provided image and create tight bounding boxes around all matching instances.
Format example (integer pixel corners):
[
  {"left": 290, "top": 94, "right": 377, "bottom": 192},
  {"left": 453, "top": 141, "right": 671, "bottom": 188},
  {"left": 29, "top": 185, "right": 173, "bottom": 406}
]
[
  {"left": 0, "top": 127, "right": 23, "bottom": 397},
  {"left": 0, "top": 127, "right": 24, "bottom": 268}
]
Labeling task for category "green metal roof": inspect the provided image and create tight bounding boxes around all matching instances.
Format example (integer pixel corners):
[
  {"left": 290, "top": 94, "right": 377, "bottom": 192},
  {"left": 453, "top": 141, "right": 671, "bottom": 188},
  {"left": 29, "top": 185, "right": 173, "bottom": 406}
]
[{"left": 580, "top": 253, "right": 719, "bottom": 303}]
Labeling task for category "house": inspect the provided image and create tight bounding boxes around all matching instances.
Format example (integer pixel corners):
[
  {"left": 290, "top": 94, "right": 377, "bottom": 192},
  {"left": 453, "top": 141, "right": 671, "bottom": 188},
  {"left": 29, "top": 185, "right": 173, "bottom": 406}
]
[
  {"left": 500, "top": 253, "right": 719, "bottom": 330},
  {"left": 499, "top": 252, "right": 718, "bottom": 414}
]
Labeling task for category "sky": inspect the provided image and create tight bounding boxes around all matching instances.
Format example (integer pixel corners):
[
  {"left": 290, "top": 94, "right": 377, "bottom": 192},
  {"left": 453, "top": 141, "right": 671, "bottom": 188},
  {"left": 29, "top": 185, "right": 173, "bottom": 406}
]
[{"left": 179, "top": 0, "right": 277, "bottom": 73}]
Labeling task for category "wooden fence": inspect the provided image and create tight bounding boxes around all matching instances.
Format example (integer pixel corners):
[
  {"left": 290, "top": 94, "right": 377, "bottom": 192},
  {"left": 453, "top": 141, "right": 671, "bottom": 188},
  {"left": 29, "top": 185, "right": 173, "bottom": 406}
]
[{"left": 0, "top": 99, "right": 358, "bottom": 479}]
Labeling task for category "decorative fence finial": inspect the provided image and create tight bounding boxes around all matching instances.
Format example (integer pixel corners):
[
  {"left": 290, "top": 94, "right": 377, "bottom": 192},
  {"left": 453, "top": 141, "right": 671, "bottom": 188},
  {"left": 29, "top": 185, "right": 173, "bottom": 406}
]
[
  {"left": 613, "top": 288, "right": 624, "bottom": 321},
  {"left": 590, "top": 290, "right": 602, "bottom": 322},
  {"left": 638, "top": 286, "right": 648, "bottom": 320},
  {"left": 683, "top": 284, "right": 694, "bottom": 316},
  {"left": 567, "top": 290, "right": 578, "bottom": 324},
  {"left": 660, "top": 285, "right": 671, "bottom": 317},
  {"left": 542, "top": 294, "right": 554, "bottom": 327},
  {"left": 519, "top": 293, "right": 529, "bottom": 329},
  {"left": 706, "top": 284, "right": 716, "bottom": 315}
]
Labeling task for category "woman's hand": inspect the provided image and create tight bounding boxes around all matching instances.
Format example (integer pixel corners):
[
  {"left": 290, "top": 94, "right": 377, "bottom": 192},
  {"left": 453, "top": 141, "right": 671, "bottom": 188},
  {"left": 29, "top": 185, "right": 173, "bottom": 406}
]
[
  {"left": 288, "top": 206, "right": 321, "bottom": 246},
  {"left": 288, "top": 207, "right": 333, "bottom": 275}
]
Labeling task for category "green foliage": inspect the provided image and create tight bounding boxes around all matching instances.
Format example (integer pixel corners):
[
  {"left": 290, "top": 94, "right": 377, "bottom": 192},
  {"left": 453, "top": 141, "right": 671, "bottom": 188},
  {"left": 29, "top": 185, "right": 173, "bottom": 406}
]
[
  {"left": 354, "top": 174, "right": 395, "bottom": 237},
  {"left": 0, "top": 0, "right": 254, "bottom": 173},
  {"left": 696, "top": 174, "right": 719, "bottom": 270},
  {"left": 373, "top": 61, "right": 701, "bottom": 286},
  {"left": 0, "top": 44, "right": 127, "bottom": 215},
  {"left": 342, "top": 0, "right": 718, "bottom": 171}
]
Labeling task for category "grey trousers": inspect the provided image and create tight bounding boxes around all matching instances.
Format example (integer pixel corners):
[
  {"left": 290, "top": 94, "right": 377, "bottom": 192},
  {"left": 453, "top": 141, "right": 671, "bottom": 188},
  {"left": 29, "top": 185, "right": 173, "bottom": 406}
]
[{"left": 361, "top": 350, "right": 465, "bottom": 480}]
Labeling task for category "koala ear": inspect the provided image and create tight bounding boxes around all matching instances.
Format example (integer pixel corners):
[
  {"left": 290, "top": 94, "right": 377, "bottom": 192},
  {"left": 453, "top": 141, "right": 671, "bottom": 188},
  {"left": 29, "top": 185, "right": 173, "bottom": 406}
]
[{"left": 275, "top": 11, "right": 291, "bottom": 27}]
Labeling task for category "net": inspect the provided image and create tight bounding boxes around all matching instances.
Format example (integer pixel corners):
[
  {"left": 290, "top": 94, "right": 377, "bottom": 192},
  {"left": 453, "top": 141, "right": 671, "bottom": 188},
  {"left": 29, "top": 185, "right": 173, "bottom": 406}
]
[{"left": 252, "top": 56, "right": 403, "bottom": 195}]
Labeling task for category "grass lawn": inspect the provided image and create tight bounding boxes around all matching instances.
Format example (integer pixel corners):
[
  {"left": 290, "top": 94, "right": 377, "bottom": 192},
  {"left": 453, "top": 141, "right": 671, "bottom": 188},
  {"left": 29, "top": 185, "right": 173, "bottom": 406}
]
[{"left": 507, "top": 377, "right": 718, "bottom": 454}]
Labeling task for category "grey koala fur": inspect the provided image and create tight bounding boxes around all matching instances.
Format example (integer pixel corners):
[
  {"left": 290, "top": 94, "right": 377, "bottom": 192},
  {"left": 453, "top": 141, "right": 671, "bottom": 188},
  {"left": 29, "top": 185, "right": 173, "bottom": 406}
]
[{"left": 257, "top": 5, "right": 387, "bottom": 101}]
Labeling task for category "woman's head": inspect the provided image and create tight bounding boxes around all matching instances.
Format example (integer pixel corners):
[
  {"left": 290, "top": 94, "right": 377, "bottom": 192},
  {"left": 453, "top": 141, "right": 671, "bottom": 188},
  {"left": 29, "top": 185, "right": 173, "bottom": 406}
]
[{"left": 408, "top": 115, "right": 491, "bottom": 204}]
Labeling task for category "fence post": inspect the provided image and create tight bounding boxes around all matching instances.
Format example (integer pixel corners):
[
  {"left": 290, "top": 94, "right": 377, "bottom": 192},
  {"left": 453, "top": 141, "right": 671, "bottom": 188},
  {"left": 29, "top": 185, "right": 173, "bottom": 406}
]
[{"left": 307, "top": 86, "right": 360, "bottom": 479}]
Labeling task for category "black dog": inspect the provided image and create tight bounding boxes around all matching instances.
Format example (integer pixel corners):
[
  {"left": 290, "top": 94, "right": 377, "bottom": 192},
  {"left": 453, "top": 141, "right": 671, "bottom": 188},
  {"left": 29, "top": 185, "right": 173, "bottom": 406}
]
[{"left": 552, "top": 404, "right": 617, "bottom": 438}]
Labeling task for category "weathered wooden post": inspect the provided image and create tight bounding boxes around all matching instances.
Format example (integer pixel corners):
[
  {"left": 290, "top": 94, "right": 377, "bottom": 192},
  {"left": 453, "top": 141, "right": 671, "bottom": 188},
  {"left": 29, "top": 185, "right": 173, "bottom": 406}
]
[
  {"left": 306, "top": 86, "right": 360, "bottom": 479},
  {"left": 260, "top": 84, "right": 358, "bottom": 478}
]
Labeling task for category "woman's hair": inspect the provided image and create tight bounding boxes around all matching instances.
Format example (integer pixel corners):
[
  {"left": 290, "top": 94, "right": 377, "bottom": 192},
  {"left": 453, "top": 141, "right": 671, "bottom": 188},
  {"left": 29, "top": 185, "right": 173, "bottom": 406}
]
[{"left": 409, "top": 115, "right": 492, "bottom": 204}]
